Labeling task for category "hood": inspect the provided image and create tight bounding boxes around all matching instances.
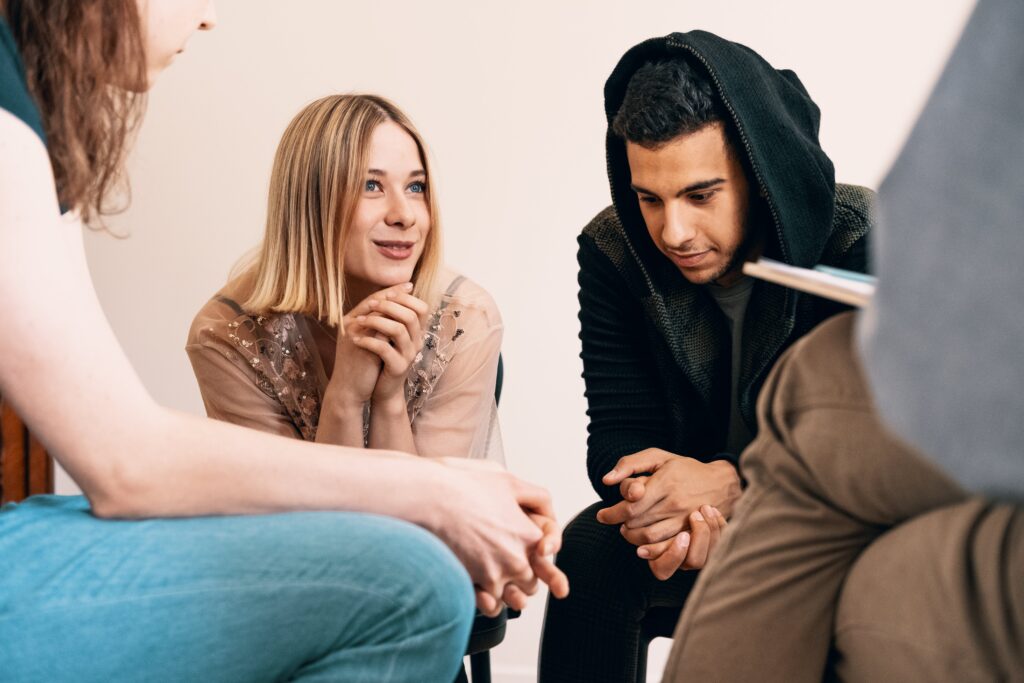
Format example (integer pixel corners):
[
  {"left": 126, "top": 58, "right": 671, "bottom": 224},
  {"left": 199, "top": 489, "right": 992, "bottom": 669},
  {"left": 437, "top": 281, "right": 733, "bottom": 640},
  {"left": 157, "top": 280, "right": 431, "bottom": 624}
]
[{"left": 604, "top": 31, "right": 836, "bottom": 270}]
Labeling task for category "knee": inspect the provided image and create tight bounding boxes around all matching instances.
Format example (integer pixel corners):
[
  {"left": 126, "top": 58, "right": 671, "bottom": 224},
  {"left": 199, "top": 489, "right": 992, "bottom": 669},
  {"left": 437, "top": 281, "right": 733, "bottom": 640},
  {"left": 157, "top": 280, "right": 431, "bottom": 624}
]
[
  {"left": 373, "top": 518, "right": 476, "bottom": 640},
  {"left": 556, "top": 502, "right": 641, "bottom": 586}
]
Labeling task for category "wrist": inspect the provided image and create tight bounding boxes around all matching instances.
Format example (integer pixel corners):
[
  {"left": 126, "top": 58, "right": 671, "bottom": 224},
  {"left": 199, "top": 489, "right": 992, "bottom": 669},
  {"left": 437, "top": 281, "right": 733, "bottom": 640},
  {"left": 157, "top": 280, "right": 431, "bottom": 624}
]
[
  {"left": 322, "top": 384, "right": 366, "bottom": 417},
  {"left": 371, "top": 390, "right": 407, "bottom": 418},
  {"left": 709, "top": 459, "right": 743, "bottom": 515}
]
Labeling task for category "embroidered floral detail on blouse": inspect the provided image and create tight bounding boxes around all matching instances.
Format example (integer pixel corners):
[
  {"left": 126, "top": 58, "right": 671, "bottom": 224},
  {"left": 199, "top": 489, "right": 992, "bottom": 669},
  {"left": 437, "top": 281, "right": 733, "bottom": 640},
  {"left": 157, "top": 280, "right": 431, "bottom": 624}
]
[
  {"left": 217, "top": 312, "right": 323, "bottom": 441},
  {"left": 405, "top": 296, "right": 466, "bottom": 424}
]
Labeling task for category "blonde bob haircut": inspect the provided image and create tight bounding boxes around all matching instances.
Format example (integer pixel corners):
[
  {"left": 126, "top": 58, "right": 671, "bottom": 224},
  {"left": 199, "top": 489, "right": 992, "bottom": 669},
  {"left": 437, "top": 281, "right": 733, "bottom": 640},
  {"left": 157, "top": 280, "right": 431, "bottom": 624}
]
[{"left": 243, "top": 94, "right": 442, "bottom": 328}]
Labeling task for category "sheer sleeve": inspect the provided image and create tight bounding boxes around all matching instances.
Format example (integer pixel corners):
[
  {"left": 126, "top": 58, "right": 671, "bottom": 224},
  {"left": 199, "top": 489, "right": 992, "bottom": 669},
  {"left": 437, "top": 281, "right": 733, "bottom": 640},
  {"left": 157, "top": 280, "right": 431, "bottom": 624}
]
[
  {"left": 186, "top": 340, "right": 302, "bottom": 439},
  {"left": 185, "top": 297, "right": 320, "bottom": 440},
  {"left": 408, "top": 278, "right": 504, "bottom": 462}
]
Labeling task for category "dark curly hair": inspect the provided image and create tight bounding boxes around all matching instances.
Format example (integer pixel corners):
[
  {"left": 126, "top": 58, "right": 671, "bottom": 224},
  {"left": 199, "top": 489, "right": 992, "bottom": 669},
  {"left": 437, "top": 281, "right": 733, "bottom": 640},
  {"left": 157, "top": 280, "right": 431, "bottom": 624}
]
[{"left": 613, "top": 58, "right": 733, "bottom": 151}]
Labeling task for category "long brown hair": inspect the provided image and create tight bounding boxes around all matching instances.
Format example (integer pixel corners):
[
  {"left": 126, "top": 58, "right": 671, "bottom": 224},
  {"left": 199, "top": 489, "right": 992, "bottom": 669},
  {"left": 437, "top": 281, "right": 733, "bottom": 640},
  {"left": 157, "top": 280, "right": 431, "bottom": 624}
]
[
  {"left": 243, "top": 94, "right": 443, "bottom": 327},
  {"left": 4, "top": 0, "right": 147, "bottom": 225}
]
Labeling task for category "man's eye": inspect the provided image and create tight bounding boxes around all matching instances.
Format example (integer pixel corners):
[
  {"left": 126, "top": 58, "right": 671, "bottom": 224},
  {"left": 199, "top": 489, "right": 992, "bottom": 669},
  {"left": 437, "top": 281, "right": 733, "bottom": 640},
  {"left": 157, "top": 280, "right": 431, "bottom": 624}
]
[
  {"left": 639, "top": 195, "right": 659, "bottom": 204},
  {"left": 691, "top": 191, "right": 715, "bottom": 202},
  {"left": 365, "top": 179, "right": 382, "bottom": 192}
]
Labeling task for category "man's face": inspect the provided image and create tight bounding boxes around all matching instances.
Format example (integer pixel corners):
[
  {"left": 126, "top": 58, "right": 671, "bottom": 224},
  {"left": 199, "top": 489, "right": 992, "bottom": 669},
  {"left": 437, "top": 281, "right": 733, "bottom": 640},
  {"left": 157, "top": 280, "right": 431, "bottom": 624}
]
[{"left": 627, "top": 122, "right": 752, "bottom": 286}]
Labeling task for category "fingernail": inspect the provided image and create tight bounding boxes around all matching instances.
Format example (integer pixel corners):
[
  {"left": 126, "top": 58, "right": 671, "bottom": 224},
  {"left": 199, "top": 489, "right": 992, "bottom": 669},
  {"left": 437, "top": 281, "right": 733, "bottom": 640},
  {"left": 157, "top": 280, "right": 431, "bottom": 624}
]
[
  {"left": 403, "top": 282, "right": 413, "bottom": 291},
  {"left": 356, "top": 315, "right": 366, "bottom": 321},
  {"left": 368, "top": 300, "right": 379, "bottom": 308},
  {"left": 680, "top": 532, "right": 690, "bottom": 546},
  {"left": 637, "top": 548, "right": 650, "bottom": 559},
  {"left": 693, "top": 511, "right": 704, "bottom": 523}
]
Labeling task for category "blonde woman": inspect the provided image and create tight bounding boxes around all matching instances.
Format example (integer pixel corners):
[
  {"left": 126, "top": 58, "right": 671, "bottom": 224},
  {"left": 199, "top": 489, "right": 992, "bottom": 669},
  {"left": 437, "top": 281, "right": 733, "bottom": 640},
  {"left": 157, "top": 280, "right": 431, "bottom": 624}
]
[
  {"left": 187, "top": 94, "right": 503, "bottom": 461},
  {"left": 0, "top": 2, "right": 566, "bottom": 680}
]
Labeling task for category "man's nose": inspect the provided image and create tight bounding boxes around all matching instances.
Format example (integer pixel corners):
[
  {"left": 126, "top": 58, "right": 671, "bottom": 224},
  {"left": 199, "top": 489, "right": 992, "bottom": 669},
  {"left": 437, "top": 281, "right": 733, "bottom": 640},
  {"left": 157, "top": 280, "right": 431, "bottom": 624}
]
[{"left": 661, "top": 203, "right": 698, "bottom": 248}]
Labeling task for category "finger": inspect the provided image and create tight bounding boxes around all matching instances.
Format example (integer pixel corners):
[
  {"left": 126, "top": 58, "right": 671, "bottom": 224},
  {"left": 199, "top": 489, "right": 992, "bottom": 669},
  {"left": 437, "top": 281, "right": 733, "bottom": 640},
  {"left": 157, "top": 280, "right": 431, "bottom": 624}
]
[
  {"left": 620, "top": 514, "right": 686, "bottom": 547},
  {"left": 648, "top": 531, "right": 690, "bottom": 580},
  {"left": 383, "top": 291, "right": 430, "bottom": 318},
  {"left": 681, "top": 510, "right": 711, "bottom": 570},
  {"left": 512, "top": 478, "right": 556, "bottom": 521},
  {"left": 635, "top": 535, "right": 675, "bottom": 561},
  {"left": 619, "top": 489, "right": 673, "bottom": 528},
  {"left": 531, "top": 553, "right": 570, "bottom": 599},
  {"left": 602, "top": 449, "right": 671, "bottom": 485},
  {"left": 356, "top": 313, "right": 408, "bottom": 343},
  {"left": 502, "top": 584, "right": 530, "bottom": 612},
  {"left": 370, "top": 299, "right": 423, "bottom": 341},
  {"left": 505, "top": 553, "right": 539, "bottom": 598},
  {"left": 352, "top": 335, "right": 408, "bottom": 376},
  {"left": 356, "top": 314, "right": 418, "bottom": 360},
  {"left": 619, "top": 477, "right": 646, "bottom": 502},
  {"left": 475, "top": 588, "right": 502, "bottom": 617},
  {"left": 350, "top": 283, "right": 413, "bottom": 317},
  {"left": 595, "top": 500, "right": 632, "bottom": 526},
  {"left": 704, "top": 505, "right": 722, "bottom": 554},
  {"left": 529, "top": 513, "right": 563, "bottom": 557}
]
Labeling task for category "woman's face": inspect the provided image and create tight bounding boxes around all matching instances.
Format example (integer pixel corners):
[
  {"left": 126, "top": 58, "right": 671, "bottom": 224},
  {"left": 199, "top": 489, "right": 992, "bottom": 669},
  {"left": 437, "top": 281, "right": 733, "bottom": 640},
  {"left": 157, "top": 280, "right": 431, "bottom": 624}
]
[
  {"left": 136, "top": 0, "right": 217, "bottom": 86},
  {"left": 343, "top": 121, "right": 432, "bottom": 291}
]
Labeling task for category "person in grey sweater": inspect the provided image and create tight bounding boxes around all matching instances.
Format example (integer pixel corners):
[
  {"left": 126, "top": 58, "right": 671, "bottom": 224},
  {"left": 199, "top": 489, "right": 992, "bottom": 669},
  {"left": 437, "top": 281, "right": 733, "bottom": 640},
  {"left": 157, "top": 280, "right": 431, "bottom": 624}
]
[{"left": 659, "top": 0, "right": 1023, "bottom": 680}]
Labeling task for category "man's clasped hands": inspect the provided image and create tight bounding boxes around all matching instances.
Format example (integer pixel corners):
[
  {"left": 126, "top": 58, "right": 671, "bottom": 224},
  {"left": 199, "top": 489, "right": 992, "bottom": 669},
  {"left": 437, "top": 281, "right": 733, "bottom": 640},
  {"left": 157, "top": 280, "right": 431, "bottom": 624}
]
[{"left": 597, "top": 449, "right": 743, "bottom": 579}]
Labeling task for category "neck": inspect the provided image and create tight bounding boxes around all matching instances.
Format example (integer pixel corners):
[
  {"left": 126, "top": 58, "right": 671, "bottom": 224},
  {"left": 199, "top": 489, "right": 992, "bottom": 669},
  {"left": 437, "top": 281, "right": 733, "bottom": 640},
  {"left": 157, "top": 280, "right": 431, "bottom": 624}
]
[{"left": 343, "top": 276, "right": 377, "bottom": 314}]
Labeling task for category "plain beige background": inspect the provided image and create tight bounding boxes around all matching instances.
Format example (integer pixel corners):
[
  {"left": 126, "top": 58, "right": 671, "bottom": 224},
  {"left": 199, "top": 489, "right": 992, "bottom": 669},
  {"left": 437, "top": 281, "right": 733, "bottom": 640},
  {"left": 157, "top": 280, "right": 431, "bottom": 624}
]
[{"left": 59, "top": 1, "right": 975, "bottom": 680}]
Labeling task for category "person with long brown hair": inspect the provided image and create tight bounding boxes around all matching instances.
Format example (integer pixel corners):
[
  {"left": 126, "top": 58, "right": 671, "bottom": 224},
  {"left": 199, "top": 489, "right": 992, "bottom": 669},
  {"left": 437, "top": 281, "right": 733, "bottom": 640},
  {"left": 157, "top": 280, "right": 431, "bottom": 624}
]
[
  {"left": 0, "top": 2, "right": 567, "bottom": 680},
  {"left": 187, "top": 93, "right": 505, "bottom": 462}
]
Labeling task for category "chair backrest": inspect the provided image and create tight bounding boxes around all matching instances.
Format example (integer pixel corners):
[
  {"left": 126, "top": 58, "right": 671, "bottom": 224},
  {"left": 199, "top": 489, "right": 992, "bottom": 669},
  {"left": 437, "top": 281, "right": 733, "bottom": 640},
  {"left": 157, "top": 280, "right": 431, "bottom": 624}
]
[
  {"left": 494, "top": 353, "right": 503, "bottom": 405},
  {"left": 0, "top": 399, "right": 54, "bottom": 504}
]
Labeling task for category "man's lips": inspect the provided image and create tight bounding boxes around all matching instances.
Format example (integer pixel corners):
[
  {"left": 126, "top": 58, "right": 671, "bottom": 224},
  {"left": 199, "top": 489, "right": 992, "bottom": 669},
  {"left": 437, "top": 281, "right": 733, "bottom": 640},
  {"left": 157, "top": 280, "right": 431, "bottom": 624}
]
[
  {"left": 373, "top": 240, "right": 416, "bottom": 260},
  {"left": 667, "top": 249, "right": 712, "bottom": 268}
]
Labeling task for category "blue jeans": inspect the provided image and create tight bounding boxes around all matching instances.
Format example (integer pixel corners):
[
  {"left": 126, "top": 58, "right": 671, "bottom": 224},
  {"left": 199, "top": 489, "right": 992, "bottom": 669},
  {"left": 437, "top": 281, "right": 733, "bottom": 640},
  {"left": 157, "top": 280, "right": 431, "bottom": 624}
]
[{"left": 0, "top": 495, "right": 474, "bottom": 682}]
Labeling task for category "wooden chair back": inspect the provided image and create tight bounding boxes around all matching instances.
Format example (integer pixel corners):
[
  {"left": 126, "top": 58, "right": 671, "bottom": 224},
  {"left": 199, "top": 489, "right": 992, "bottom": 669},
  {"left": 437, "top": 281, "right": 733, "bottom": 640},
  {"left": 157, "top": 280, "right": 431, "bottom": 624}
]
[{"left": 0, "top": 399, "right": 54, "bottom": 504}]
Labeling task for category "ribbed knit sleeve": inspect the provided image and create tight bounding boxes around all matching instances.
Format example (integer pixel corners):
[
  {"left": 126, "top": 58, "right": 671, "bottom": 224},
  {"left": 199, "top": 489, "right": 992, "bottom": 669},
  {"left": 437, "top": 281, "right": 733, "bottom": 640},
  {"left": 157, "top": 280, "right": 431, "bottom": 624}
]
[{"left": 578, "top": 234, "right": 672, "bottom": 502}]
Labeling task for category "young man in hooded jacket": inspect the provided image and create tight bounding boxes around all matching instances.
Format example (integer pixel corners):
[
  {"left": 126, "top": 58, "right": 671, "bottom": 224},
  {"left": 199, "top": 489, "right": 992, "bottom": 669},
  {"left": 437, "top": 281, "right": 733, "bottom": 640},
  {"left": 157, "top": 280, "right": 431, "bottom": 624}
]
[{"left": 539, "top": 31, "right": 875, "bottom": 682}]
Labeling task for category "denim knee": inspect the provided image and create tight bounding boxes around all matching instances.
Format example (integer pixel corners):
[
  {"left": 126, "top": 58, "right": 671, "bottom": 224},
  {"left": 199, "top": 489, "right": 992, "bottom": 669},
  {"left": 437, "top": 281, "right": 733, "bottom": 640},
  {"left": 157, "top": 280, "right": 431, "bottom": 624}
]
[{"left": 377, "top": 518, "right": 475, "bottom": 646}]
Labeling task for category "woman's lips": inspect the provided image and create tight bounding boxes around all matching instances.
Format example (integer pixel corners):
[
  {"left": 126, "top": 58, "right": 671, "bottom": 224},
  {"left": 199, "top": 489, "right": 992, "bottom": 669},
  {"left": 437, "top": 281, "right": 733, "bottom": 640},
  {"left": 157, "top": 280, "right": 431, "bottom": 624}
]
[
  {"left": 669, "top": 249, "right": 712, "bottom": 268},
  {"left": 373, "top": 240, "right": 415, "bottom": 260}
]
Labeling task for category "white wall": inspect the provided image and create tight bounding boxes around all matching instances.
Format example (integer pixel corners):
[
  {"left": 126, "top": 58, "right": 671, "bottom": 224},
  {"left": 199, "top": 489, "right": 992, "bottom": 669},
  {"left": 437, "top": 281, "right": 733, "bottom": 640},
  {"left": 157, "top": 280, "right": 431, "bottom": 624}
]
[{"left": 64, "top": 1, "right": 976, "bottom": 680}]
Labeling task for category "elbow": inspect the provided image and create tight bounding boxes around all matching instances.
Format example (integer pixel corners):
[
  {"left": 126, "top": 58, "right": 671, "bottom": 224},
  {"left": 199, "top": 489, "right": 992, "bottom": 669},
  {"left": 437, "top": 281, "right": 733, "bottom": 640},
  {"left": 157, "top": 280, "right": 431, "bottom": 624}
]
[
  {"left": 79, "top": 418, "right": 169, "bottom": 520},
  {"left": 85, "top": 457, "right": 157, "bottom": 519}
]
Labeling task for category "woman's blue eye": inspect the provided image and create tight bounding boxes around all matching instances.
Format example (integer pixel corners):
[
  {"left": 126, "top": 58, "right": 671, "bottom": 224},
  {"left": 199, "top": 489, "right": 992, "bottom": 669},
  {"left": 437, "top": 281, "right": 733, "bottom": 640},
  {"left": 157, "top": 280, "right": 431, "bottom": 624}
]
[
  {"left": 408, "top": 181, "right": 426, "bottom": 194},
  {"left": 365, "top": 179, "right": 382, "bottom": 192}
]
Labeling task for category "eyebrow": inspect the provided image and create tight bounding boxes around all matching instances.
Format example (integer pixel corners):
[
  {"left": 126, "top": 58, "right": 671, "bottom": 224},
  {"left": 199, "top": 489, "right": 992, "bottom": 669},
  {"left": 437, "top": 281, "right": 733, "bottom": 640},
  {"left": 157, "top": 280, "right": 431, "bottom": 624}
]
[
  {"left": 367, "top": 168, "right": 427, "bottom": 178},
  {"left": 630, "top": 177, "right": 726, "bottom": 197}
]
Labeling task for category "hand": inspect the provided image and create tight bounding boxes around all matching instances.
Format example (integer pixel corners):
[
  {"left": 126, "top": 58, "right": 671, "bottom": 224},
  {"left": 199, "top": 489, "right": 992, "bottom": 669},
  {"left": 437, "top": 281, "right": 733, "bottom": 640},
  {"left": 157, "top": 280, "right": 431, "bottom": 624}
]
[
  {"left": 350, "top": 288, "right": 429, "bottom": 406},
  {"left": 596, "top": 449, "right": 741, "bottom": 540},
  {"left": 431, "top": 458, "right": 568, "bottom": 616},
  {"left": 326, "top": 283, "right": 417, "bottom": 407},
  {"left": 636, "top": 505, "right": 728, "bottom": 579}
]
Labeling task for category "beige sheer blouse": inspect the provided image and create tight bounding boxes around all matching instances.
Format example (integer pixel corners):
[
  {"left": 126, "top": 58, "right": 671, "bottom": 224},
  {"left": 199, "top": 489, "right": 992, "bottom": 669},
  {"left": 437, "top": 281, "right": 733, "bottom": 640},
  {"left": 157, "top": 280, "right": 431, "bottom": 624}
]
[{"left": 186, "top": 271, "right": 504, "bottom": 461}]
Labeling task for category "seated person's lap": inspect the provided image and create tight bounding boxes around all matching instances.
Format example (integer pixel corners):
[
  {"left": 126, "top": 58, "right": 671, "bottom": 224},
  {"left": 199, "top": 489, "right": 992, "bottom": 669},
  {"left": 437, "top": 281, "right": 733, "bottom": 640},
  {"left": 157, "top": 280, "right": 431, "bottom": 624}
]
[{"left": 0, "top": 495, "right": 474, "bottom": 682}]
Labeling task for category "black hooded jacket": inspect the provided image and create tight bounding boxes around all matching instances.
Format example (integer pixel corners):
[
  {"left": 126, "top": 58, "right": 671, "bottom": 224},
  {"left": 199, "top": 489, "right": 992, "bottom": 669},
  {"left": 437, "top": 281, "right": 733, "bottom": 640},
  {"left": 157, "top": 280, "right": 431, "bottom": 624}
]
[{"left": 578, "top": 31, "right": 874, "bottom": 502}]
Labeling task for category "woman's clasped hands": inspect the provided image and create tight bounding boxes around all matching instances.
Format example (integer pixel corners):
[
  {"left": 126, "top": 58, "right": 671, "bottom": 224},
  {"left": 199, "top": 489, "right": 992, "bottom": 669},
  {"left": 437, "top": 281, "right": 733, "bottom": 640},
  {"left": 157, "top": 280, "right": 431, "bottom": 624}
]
[{"left": 328, "top": 281, "right": 428, "bottom": 412}]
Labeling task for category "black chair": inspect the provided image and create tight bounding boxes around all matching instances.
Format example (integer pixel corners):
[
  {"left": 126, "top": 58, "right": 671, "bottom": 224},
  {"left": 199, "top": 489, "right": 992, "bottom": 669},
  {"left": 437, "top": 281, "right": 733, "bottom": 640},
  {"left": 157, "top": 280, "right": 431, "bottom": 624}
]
[
  {"left": 455, "top": 355, "right": 519, "bottom": 683},
  {"left": 635, "top": 607, "right": 680, "bottom": 682}
]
